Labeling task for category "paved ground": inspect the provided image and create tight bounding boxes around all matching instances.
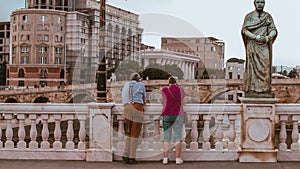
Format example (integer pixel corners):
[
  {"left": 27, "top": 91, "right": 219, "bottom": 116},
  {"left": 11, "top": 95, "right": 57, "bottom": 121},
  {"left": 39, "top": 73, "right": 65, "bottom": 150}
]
[{"left": 1, "top": 160, "right": 300, "bottom": 169}]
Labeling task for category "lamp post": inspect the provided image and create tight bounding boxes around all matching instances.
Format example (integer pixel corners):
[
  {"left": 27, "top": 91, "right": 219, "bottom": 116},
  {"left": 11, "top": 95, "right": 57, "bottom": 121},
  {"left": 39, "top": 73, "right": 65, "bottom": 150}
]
[{"left": 96, "top": 0, "right": 107, "bottom": 103}]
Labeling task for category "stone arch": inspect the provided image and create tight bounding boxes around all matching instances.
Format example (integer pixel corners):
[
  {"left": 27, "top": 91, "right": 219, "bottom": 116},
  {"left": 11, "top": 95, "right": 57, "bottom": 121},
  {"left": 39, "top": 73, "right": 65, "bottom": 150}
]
[
  {"left": 69, "top": 94, "right": 95, "bottom": 103},
  {"left": 33, "top": 96, "right": 50, "bottom": 103},
  {"left": 5, "top": 98, "right": 18, "bottom": 103}
]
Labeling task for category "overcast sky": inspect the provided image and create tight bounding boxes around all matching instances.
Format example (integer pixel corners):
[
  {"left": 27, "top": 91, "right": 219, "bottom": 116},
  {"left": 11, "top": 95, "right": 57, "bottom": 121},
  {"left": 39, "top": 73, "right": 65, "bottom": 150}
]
[{"left": 1, "top": 0, "right": 300, "bottom": 67}]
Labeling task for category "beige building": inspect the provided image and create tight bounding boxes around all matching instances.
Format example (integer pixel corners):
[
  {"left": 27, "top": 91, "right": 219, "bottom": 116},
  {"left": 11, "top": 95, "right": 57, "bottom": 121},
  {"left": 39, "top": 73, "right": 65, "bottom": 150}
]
[
  {"left": 0, "top": 22, "right": 10, "bottom": 64},
  {"left": 7, "top": 0, "right": 143, "bottom": 87},
  {"left": 161, "top": 37, "right": 225, "bottom": 79},
  {"left": 141, "top": 49, "right": 199, "bottom": 79},
  {"left": 225, "top": 58, "right": 245, "bottom": 80}
]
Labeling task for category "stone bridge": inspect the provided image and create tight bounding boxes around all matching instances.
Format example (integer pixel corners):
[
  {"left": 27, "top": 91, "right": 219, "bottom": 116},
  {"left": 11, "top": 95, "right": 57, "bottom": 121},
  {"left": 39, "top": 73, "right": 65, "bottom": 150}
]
[{"left": 0, "top": 79, "right": 299, "bottom": 103}]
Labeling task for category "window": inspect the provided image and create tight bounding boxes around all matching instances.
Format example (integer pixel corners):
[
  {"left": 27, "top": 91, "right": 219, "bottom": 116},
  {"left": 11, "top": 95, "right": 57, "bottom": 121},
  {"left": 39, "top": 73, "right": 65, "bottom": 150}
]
[
  {"left": 40, "top": 16, "right": 47, "bottom": 23},
  {"left": 211, "top": 46, "right": 215, "bottom": 51},
  {"left": 55, "top": 47, "right": 62, "bottom": 54},
  {"left": 26, "top": 35, "right": 30, "bottom": 41},
  {"left": 21, "top": 56, "right": 28, "bottom": 64},
  {"left": 39, "top": 57, "right": 47, "bottom": 64},
  {"left": 228, "top": 66, "right": 233, "bottom": 70},
  {"left": 0, "top": 32, "right": 4, "bottom": 38},
  {"left": 23, "top": 15, "right": 28, "bottom": 22},
  {"left": 38, "top": 46, "right": 47, "bottom": 54},
  {"left": 58, "top": 17, "right": 62, "bottom": 23},
  {"left": 229, "top": 72, "right": 233, "bottom": 79},
  {"left": 228, "top": 94, "right": 234, "bottom": 101},
  {"left": 0, "top": 47, "right": 2, "bottom": 51},
  {"left": 37, "top": 35, "right": 42, "bottom": 41},
  {"left": 0, "top": 39, "right": 3, "bottom": 44},
  {"left": 60, "top": 69, "right": 65, "bottom": 78},
  {"left": 21, "top": 46, "right": 30, "bottom": 53},
  {"left": 55, "top": 57, "right": 62, "bottom": 64},
  {"left": 40, "top": 68, "right": 48, "bottom": 87},
  {"left": 18, "top": 68, "right": 25, "bottom": 87},
  {"left": 44, "top": 35, "right": 49, "bottom": 41}
]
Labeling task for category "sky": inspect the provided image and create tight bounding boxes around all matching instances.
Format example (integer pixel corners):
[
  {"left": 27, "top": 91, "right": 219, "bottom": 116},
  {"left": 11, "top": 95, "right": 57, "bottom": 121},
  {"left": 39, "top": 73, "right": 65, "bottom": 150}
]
[{"left": 1, "top": 0, "right": 300, "bottom": 67}]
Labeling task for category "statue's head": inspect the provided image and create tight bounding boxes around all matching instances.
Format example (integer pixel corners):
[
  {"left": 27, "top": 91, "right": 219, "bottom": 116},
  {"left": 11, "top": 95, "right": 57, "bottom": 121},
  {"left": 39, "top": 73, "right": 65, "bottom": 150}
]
[{"left": 254, "top": 0, "right": 265, "bottom": 12}]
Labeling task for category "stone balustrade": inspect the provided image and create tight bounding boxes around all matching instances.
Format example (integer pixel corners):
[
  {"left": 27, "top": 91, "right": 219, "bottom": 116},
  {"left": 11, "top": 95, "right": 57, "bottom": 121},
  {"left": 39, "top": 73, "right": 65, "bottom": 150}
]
[{"left": 0, "top": 103, "right": 300, "bottom": 162}]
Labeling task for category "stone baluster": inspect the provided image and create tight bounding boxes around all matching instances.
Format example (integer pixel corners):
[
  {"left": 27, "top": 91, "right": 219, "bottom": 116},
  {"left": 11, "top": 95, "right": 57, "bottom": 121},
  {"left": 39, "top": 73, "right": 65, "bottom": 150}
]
[
  {"left": 117, "top": 115, "right": 125, "bottom": 150},
  {"left": 181, "top": 123, "right": 187, "bottom": 151},
  {"left": 41, "top": 114, "right": 50, "bottom": 149},
  {"left": 53, "top": 115, "right": 62, "bottom": 150},
  {"left": 215, "top": 114, "right": 224, "bottom": 150},
  {"left": 5, "top": 114, "right": 14, "bottom": 149},
  {"left": 17, "top": 114, "right": 26, "bottom": 149},
  {"left": 78, "top": 114, "right": 87, "bottom": 150},
  {"left": 279, "top": 115, "right": 288, "bottom": 151},
  {"left": 228, "top": 114, "right": 237, "bottom": 150},
  {"left": 202, "top": 114, "right": 211, "bottom": 151},
  {"left": 190, "top": 115, "right": 199, "bottom": 151},
  {"left": 66, "top": 115, "right": 74, "bottom": 150},
  {"left": 153, "top": 115, "right": 161, "bottom": 151},
  {"left": 29, "top": 114, "right": 38, "bottom": 149},
  {"left": 0, "top": 116, "right": 2, "bottom": 148},
  {"left": 141, "top": 115, "right": 150, "bottom": 151},
  {"left": 291, "top": 115, "right": 300, "bottom": 152}
]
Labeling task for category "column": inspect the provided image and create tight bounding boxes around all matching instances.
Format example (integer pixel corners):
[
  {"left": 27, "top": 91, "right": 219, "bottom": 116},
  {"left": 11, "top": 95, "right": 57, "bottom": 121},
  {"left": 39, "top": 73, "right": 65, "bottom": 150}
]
[{"left": 87, "top": 103, "right": 114, "bottom": 162}]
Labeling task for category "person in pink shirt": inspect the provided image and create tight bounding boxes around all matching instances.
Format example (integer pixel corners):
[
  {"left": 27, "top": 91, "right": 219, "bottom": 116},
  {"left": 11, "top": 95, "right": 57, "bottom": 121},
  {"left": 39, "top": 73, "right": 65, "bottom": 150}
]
[{"left": 161, "top": 76, "right": 185, "bottom": 165}]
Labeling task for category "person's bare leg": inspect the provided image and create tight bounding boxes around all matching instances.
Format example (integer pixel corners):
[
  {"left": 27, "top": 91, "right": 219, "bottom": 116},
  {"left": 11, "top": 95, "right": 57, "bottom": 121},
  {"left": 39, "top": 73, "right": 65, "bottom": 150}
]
[
  {"left": 175, "top": 141, "right": 182, "bottom": 158},
  {"left": 163, "top": 142, "right": 169, "bottom": 157}
]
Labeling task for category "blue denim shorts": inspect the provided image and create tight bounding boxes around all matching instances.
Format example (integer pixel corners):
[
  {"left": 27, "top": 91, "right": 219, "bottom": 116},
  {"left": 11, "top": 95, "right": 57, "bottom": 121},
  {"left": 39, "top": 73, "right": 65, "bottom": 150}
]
[{"left": 162, "top": 116, "right": 184, "bottom": 142}]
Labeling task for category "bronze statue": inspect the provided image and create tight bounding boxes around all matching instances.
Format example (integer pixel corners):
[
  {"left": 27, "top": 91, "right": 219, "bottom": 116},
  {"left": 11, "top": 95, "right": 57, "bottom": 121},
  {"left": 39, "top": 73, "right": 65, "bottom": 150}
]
[{"left": 241, "top": 0, "right": 278, "bottom": 98}]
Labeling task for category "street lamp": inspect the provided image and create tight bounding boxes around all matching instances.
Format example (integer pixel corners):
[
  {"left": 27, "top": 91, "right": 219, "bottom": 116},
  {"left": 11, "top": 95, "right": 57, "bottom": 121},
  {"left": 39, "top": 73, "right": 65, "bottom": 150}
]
[{"left": 96, "top": 0, "right": 107, "bottom": 103}]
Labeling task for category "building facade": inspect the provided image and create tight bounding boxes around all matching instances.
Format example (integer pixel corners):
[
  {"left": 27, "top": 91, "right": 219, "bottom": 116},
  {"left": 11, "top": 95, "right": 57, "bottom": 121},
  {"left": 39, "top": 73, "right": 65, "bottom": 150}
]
[
  {"left": 161, "top": 37, "right": 225, "bottom": 79},
  {"left": 225, "top": 58, "right": 245, "bottom": 80},
  {"left": 7, "top": 0, "right": 143, "bottom": 87},
  {"left": 141, "top": 49, "right": 199, "bottom": 79},
  {"left": 0, "top": 22, "right": 10, "bottom": 86}
]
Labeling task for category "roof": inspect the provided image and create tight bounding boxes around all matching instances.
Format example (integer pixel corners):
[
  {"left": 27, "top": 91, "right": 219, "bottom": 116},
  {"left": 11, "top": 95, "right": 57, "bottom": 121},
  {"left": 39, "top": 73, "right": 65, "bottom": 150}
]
[{"left": 227, "top": 58, "right": 245, "bottom": 64}]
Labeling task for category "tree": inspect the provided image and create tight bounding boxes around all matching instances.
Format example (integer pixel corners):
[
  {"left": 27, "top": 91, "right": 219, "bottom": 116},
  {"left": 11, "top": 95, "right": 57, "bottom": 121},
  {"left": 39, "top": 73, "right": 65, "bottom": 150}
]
[
  {"left": 140, "top": 68, "right": 171, "bottom": 80},
  {"left": 288, "top": 68, "right": 299, "bottom": 78},
  {"left": 163, "top": 64, "right": 184, "bottom": 79},
  {"left": 200, "top": 68, "right": 225, "bottom": 79},
  {"left": 114, "top": 60, "right": 142, "bottom": 81}
]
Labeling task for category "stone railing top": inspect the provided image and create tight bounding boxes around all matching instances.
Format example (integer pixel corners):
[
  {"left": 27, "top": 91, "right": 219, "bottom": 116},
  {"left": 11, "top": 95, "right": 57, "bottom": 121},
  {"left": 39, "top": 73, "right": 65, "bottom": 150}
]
[{"left": 112, "top": 103, "right": 243, "bottom": 115}]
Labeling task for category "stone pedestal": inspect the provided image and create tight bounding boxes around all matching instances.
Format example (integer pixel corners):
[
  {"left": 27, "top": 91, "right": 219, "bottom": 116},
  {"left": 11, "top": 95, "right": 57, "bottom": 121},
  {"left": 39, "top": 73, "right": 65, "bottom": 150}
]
[
  {"left": 86, "top": 103, "right": 114, "bottom": 162},
  {"left": 239, "top": 97, "right": 278, "bottom": 162}
]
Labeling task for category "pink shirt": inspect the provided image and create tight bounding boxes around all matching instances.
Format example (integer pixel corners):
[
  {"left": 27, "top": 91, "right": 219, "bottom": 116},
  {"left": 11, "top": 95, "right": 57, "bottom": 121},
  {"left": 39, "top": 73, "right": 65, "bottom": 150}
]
[{"left": 161, "top": 85, "right": 185, "bottom": 117}]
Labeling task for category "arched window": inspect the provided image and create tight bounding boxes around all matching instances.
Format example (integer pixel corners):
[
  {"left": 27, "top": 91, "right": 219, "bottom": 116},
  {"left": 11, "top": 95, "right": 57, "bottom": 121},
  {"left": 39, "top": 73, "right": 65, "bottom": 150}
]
[
  {"left": 18, "top": 68, "right": 25, "bottom": 86},
  {"left": 60, "top": 69, "right": 65, "bottom": 78},
  {"left": 40, "top": 68, "right": 47, "bottom": 87},
  {"left": 18, "top": 68, "right": 25, "bottom": 78}
]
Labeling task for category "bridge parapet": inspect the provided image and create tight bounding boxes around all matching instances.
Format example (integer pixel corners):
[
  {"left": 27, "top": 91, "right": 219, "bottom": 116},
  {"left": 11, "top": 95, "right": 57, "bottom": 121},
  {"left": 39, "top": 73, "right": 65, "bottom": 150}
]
[{"left": 0, "top": 102, "right": 300, "bottom": 162}]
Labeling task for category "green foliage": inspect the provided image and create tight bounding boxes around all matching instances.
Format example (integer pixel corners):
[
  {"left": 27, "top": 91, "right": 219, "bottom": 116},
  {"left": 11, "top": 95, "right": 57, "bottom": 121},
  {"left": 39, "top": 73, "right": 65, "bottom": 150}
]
[
  {"left": 288, "top": 68, "right": 299, "bottom": 78},
  {"left": 200, "top": 68, "right": 225, "bottom": 79},
  {"left": 140, "top": 68, "right": 171, "bottom": 80},
  {"left": 114, "top": 60, "right": 142, "bottom": 81},
  {"left": 141, "top": 63, "right": 184, "bottom": 80}
]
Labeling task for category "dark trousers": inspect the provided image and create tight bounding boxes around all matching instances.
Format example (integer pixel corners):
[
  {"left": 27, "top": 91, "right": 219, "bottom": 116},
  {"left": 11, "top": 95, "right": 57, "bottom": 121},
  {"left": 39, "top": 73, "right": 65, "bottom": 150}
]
[{"left": 124, "top": 103, "right": 144, "bottom": 159}]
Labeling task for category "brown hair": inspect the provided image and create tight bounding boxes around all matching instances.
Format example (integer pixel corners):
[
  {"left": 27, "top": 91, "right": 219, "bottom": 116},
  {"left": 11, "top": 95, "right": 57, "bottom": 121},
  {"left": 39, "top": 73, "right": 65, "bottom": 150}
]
[{"left": 168, "top": 76, "right": 177, "bottom": 84}]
